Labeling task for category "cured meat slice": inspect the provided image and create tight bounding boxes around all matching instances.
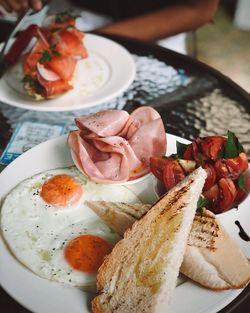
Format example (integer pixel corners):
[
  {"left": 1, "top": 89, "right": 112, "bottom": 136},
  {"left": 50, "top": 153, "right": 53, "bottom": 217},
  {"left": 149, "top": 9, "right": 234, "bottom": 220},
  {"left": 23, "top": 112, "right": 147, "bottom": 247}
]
[
  {"left": 68, "top": 107, "right": 167, "bottom": 184},
  {"left": 23, "top": 39, "right": 50, "bottom": 76},
  {"left": 37, "top": 73, "right": 73, "bottom": 97},
  {"left": 21, "top": 13, "right": 87, "bottom": 98},
  {"left": 46, "top": 55, "right": 76, "bottom": 81},
  {"left": 51, "top": 29, "right": 87, "bottom": 58},
  {"left": 75, "top": 110, "right": 130, "bottom": 137}
]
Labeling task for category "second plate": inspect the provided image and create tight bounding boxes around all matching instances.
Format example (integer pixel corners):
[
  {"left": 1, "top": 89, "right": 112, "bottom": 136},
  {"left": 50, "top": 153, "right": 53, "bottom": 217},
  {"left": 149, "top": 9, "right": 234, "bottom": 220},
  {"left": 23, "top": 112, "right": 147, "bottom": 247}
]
[{"left": 0, "top": 34, "right": 135, "bottom": 112}]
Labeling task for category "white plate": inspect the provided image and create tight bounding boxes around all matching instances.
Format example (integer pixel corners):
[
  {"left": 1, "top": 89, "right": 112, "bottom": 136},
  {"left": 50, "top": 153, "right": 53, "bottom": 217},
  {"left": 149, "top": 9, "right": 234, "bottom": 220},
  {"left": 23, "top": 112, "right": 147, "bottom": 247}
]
[
  {"left": 0, "top": 34, "right": 135, "bottom": 112},
  {"left": 0, "top": 134, "right": 249, "bottom": 313}
]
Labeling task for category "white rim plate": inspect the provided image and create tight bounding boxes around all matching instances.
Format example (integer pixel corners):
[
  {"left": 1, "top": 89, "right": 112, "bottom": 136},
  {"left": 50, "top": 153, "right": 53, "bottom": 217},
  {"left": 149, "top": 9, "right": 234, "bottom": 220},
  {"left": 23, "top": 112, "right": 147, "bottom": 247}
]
[
  {"left": 0, "top": 134, "right": 249, "bottom": 313},
  {"left": 0, "top": 34, "right": 135, "bottom": 112}
]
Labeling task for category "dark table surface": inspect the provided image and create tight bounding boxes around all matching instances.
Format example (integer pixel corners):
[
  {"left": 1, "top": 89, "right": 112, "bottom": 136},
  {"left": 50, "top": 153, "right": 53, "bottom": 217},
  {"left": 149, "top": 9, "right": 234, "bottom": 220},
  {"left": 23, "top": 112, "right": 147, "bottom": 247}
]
[{"left": 0, "top": 31, "right": 250, "bottom": 313}]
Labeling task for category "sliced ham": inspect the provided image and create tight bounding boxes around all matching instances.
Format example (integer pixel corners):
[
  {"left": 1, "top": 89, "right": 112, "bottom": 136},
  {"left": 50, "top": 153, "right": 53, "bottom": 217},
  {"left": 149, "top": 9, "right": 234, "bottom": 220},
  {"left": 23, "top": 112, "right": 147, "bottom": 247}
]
[
  {"left": 75, "top": 110, "right": 130, "bottom": 137},
  {"left": 68, "top": 132, "right": 133, "bottom": 183},
  {"left": 68, "top": 107, "right": 167, "bottom": 184}
]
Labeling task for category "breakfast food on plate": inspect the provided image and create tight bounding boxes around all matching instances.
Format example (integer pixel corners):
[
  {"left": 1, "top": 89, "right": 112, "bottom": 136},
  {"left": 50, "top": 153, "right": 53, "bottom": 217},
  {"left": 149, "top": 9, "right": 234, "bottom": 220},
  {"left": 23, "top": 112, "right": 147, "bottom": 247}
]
[
  {"left": 91, "top": 167, "right": 207, "bottom": 312},
  {"left": 150, "top": 131, "right": 249, "bottom": 213},
  {"left": 0, "top": 166, "right": 140, "bottom": 289},
  {"left": 86, "top": 201, "right": 216, "bottom": 248},
  {"left": 87, "top": 201, "right": 250, "bottom": 290},
  {"left": 21, "top": 12, "right": 88, "bottom": 99},
  {"left": 86, "top": 201, "right": 151, "bottom": 236},
  {"left": 181, "top": 209, "right": 250, "bottom": 290},
  {"left": 68, "top": 106, "right": 167, "bottom": 184}
]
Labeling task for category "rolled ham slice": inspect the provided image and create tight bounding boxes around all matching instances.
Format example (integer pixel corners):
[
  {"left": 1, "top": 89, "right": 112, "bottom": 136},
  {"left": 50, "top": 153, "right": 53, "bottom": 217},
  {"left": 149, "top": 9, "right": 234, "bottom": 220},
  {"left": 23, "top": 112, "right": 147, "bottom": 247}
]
[{"left": 68, "top": 107, "right": 166, "bottom": 184}]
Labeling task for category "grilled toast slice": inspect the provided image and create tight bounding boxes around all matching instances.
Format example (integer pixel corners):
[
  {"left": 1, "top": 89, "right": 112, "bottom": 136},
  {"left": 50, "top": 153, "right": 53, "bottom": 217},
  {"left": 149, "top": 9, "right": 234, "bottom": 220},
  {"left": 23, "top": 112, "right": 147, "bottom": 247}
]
[
  {"left": 91, "top": 167, "right": 206, "bottom": 313},
  {"left": 181, "top": 209, "right": 250, "bottom": 290},
  {"left": 86, "top": 203, "right": 217, "bottom": 249},
  {"left": 88, "top": 198, "right": 250, "bottom": 291}
]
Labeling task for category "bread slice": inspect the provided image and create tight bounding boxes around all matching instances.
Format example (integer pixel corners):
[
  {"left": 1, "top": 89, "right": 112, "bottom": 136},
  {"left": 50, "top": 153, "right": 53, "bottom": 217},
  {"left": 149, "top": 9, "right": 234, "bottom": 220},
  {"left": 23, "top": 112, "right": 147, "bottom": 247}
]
[
  {"left": 86, "top": 203, "right": 217, "bottom": 249},
  {"left": 91, "top": 167, "right": 206, "bottom": 313},
  {"left": 85, "top": 201, "right": 151, "bottom": 237},
  {"left": 181, "top": 210, "right": 250, "bottom": 290},
  {"left": 87, "top": 202, "right": 250, "bottom": 291}
]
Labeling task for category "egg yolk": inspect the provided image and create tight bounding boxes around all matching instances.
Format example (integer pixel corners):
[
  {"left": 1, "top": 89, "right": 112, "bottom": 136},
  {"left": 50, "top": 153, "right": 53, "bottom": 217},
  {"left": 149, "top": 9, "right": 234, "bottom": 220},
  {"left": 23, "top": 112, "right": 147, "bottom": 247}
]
[
  {"left": 64, "top": 234, "right": 112, "bottom": 273},
  {"left": 40, "top": 175, "right": 83, "bottom": 207}
]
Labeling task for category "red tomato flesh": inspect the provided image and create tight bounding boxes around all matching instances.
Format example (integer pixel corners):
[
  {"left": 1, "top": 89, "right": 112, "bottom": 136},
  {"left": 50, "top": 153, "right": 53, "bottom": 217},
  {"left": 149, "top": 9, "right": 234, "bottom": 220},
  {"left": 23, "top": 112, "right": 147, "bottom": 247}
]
[
  {"left": 149, "top": 156, "right": 169, "bottom": 181},
  {"left": 203, "top": 163, "right": 217, "bottom": 191},
  {"left": 163, "top": 160, "right": 186, "bottom": 191},
  {"left": 200, "top": 136, "right": 226, "bottom": 161},
  {"left": 217, "top": 178, "right": 237, "bottom": 213}
]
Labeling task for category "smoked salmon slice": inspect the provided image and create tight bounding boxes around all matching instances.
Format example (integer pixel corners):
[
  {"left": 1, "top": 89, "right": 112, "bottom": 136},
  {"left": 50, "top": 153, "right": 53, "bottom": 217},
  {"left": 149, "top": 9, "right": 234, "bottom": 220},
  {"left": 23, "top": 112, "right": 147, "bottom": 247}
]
[
  {"left": 46, "top": 55, "right": 76, "bottom": 81},
  {"left": 22, "top": 39, "right": 50, "bottom": 76},
  {"left": 51, "top": 29, "right": 88, "bottom": 58},
  {"left": 21, "top": 12, "right": 88, "bottom": 99},
  {"left": 37, "top": 73, "right": 73, "bottom": 97}
]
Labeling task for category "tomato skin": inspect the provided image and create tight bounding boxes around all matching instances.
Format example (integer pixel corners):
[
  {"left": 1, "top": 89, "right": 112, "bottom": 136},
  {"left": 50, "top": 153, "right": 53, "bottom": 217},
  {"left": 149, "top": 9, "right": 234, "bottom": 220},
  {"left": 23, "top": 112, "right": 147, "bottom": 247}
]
[
  {"left": 238, "top": 152, "right": 249, "bottom": 172},
  {"left": 234, "top": 188, "right": 247, "bottom": 205},
  {"left": 163, "top": 160, "right": 186, "bottom": 191},
  {"left": 203, "top": 163, "right": 217, "bottom": 191},
  {"left": 183, "top": 139, "right": 200, "bottom": 161},
  {"left": 150, "top": 134, "right": 248, "bottom": 215},
  {"left": 214, "top": 159, "right": 239, "bottom": 180},
  {"left": 217, "top": 178, "right": 237, "bottom": 213},
  {"left": 203, "top": 183, "right": 220, "bottom": 207},
  {"left": 149, "top": 157, "right": 169, "bottom": 181},
  {"left": 200, "top": 136, "right": 226, "bottom": 161},
  {"left": 214, "top": 152, "right": 249, "bottom": 181}
]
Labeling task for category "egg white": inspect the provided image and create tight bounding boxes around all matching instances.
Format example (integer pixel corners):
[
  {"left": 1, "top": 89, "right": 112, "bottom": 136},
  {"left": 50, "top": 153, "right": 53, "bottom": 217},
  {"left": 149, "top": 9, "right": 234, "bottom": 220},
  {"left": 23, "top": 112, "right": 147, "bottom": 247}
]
[{"left": 0, "top": 166, "right": 140, "bottom": 288}]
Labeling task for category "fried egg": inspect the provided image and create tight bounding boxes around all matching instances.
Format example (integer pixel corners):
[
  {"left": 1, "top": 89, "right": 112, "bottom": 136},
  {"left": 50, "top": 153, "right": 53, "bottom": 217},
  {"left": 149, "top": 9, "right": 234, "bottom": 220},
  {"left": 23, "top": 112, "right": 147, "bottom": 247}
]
[{"left": 0, "top": 166, "right": 140, "bottom": 289}]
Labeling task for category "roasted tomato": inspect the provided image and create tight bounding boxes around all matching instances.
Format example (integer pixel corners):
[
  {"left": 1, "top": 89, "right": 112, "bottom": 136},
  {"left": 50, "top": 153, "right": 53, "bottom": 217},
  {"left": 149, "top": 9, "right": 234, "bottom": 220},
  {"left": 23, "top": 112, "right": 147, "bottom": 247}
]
[
  {"left": 149, "top": 156, "right": 169, "bottom": 181},
  {"left": 217, "top": 178, "right": 237, "bottom": 213},
  {"left": 183, "top": 139, "right": 200, "bottom": 161},
  {"left": 203, "top": 163, "right": 217, "bottom": 191},
  {"left": 150, "top": 132, "right": 248, "bottom": 215},
  {"left": 203, "top": 183, "right": 220, "bottom": 207},
  {"left": 163, "top": 159, "right": 186, "bottom": 191},
  {"left": 238, "top": 152, "right": 249, "bottom": 172},
  {"left": 214, "top": 152, "right": 248, "bottom": 181},
  {"left": 200, "top": 136, "right": 226, "bottom": 161}
]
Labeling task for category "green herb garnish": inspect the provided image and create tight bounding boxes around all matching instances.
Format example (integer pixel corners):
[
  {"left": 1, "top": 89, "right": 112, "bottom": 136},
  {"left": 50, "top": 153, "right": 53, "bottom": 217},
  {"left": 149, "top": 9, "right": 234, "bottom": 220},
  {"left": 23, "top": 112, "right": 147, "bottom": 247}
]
[
  {"left": 224, "top": 130, "right": 244, "bottom": 158},
  {"left": 176, "top": 141, "right": 188, "bottom": 158},
  {"left": 55, "top": 10, "right": 79, "bottom": 23},
  {"left": 50, "top": 27, "right": 61, "bottom": 33},
  {"left": 238, "top": 173, "right": 245, "bottom": 191},
  {"left": 22, "top": 75, "right": 43, "bottom": 95},
  {"left": 171, "top": 141, "right": 188, "bottom": 159},
  {"left": 38, "top": 49, "right": 61, "bottom": 63},
  {"left": 65, "top": 24, "right": 75, "bottom": 30},
  {"left": 224, "top": 130, "right": 238, "bottom": 158},
  {"left": 197, "top": 196, "right": 210, "bottom": 212}
]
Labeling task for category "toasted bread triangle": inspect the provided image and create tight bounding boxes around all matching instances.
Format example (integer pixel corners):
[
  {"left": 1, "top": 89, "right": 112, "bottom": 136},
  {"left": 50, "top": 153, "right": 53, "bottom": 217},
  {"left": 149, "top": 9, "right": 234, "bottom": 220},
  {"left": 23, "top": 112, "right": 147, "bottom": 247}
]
[
  {"left": 91, "top": 167, "right": 206, "bottom": 313},
  {"left": 86, "top": 202, "right": 218, "bottom": 249},
  {"left": 88, "top": 193, "right": 250, "bottom": 292}
]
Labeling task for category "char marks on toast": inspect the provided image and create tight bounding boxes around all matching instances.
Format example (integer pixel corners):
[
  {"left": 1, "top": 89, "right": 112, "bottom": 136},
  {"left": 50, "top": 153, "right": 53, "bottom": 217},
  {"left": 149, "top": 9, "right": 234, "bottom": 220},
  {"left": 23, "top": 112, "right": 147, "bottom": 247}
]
[
  {"left": 86, "top": 202, "right": 218, "bottom": 250},
  {"left": 91, "top": 167, "right": 206, "bottom": 313}
]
